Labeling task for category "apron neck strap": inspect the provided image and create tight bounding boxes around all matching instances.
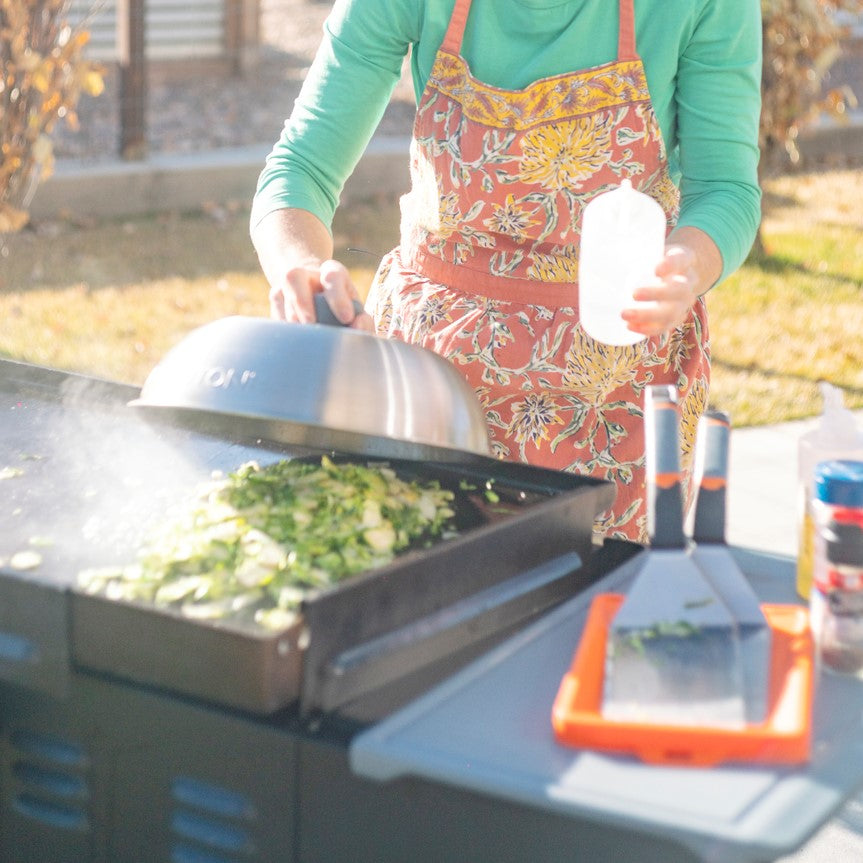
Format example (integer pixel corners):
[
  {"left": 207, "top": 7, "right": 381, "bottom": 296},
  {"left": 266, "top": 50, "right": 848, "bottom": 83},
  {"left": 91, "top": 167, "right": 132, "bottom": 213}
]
[
  {"left": 441, "top": 0, "right": 472, "bottom": 54},
  {"left": 618, "top": 0, "right": 637, "bottom": 60},
  {"left": 442, "top": 0, "right": 637, "bottom": 61}
]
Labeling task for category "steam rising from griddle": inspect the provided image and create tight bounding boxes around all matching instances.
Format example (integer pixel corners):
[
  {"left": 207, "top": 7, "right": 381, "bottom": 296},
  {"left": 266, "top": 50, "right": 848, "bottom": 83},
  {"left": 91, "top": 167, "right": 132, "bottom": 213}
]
[{"left": 6, "top": 375, "right": 278, "bottom": 571}]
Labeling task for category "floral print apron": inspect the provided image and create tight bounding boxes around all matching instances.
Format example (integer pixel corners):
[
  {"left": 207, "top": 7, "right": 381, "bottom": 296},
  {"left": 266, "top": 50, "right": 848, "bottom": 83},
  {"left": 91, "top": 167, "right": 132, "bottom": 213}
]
[{"left": 366, "top": 0, "right": 709, "bottom": 543}]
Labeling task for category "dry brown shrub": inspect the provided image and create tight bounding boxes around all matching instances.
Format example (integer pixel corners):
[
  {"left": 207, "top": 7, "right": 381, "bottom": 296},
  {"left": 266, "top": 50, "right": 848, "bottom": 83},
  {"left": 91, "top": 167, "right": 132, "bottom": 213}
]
[
  {"left": 760, "top": 0, "right": 863, "bottom": 175},
  {"left": 0, "top": 0, "right": 104, "bottom": 233}
]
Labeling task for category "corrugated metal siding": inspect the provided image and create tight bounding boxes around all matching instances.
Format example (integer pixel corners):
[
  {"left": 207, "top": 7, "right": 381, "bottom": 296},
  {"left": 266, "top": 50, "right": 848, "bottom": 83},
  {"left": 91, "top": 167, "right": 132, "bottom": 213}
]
[
  {"left": 67, "top": 0, "right": 116, "bottom": 59},
  {"left": 68, "top": 0, "right": 226, "bottom": 61}
]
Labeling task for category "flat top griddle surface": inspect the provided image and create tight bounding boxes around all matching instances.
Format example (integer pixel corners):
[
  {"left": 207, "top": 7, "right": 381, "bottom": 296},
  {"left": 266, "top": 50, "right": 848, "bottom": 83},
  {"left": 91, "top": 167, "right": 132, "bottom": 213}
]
[{"left": 0, "top": 361, "right": 609, "bottom": 591}]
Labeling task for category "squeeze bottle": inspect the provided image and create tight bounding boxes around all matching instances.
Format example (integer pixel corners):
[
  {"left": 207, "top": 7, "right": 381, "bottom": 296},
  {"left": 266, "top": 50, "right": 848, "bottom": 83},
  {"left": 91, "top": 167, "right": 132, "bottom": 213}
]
[
  {"left": 809, "top": 459, "right": 863, "bottom": 676},
  {"left": 797, "top": 383, "right": 863, "bottom": 599},
  {"left": 578, "top": 178, "right": 666, "bottom": 346}
]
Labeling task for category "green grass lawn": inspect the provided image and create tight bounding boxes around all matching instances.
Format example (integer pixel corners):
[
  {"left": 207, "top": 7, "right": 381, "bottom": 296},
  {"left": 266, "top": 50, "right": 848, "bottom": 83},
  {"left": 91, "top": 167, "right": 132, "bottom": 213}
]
[
  {"left": 1, "top": 169, "right": 862, "bottom": 427},
  {"left": 708, "top": 222, "right": 863, "bottom": 424}
]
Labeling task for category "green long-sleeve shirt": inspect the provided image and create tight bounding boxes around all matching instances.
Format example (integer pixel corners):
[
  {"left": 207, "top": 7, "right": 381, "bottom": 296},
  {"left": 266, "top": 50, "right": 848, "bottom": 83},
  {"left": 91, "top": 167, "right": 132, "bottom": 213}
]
[{"left": 252, "top": 0, "right": 763, "bottom": 282}]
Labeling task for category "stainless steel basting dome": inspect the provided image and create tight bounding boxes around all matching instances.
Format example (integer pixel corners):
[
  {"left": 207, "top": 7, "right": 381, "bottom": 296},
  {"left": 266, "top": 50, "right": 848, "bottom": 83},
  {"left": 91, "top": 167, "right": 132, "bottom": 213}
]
[{"left": 131, "top": 315, "right": 493, "bottom": 462}]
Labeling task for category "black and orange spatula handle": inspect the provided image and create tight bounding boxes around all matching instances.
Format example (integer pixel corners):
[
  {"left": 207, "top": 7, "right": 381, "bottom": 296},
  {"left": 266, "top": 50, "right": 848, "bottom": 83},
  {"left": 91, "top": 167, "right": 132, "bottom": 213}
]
[
  {"left": 644, "top": 385, "right": 685, "bottom": 548},
  {"left": 692, "top": 410, "right": 731, "bottom": 544}
]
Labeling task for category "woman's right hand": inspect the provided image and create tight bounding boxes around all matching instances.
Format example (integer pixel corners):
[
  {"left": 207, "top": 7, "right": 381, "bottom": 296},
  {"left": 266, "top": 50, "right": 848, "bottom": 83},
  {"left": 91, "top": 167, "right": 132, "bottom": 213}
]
[
  {"left": 252, "top": 208, "right": 375, "bottom": 331},
  {"left": 269, "top": 257, "right": 375, "bottom": 331}
]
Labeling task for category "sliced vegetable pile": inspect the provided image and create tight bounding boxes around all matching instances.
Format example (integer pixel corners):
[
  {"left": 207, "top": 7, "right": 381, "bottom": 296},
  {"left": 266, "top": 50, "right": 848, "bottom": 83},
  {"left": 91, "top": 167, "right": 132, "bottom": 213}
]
[{"left": 78, "top": 456, "right": 457, "bottom": 630}]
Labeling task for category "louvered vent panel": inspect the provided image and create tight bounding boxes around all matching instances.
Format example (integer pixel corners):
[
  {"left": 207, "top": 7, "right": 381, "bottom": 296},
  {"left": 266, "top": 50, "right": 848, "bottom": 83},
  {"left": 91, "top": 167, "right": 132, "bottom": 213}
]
[
  {"left": 170, "top": 775, "right": 260, "bottom": 862},
  {"left": 9, "top": 729, "right": 91, "bottom": 834}
]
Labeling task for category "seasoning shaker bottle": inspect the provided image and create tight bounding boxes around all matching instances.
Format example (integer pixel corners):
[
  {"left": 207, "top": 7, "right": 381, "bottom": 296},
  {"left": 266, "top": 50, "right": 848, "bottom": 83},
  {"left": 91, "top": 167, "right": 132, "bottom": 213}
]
[
  {"left": 796, "top": 383, "right": 863, "bottom": 599},
  {"left": 578, "top": 178, "right": 665, "bottom": 346},
  {"left": 810, "top": 459, "right": 863, "bottom": 677}
]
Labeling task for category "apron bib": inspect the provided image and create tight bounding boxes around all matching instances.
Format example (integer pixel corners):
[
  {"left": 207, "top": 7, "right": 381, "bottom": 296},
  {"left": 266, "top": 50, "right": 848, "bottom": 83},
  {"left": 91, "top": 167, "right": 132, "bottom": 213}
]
[{"left": 367, "top": 0, "right": 709, "bottom": 543}]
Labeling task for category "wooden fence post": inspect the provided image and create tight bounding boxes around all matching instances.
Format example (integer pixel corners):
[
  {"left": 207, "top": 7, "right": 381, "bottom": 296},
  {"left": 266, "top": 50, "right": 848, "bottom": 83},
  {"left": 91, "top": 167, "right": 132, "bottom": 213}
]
[
  {"left": 226, "top": 0, "right": 261, "bottom": 75},
  {"left": 117, "top": 0, "right": 147, "bottom": 159}
]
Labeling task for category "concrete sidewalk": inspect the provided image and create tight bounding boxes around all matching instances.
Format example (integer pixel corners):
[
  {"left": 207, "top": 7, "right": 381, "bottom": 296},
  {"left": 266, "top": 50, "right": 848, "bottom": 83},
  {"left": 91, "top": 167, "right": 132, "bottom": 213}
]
[
  {"left": 727, "top": 417, "right": 863, "bottom": 863},
  {"left": 727, "top": 418, "right": 810, "bottom": 558}
]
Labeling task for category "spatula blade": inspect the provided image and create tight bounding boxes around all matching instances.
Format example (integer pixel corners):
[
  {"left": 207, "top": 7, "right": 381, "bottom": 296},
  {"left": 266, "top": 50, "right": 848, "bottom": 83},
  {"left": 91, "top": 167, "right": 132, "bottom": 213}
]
[
  {"left": 602, "top": 389, "right": 748, "bottom": 728},
  {"left": 691, "top": 410, "right": 772, "bottom": 724}
]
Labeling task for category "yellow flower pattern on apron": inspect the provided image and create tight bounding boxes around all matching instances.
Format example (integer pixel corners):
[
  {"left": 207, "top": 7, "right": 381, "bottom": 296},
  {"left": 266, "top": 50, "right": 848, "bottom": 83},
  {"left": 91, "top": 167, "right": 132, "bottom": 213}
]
[{"left": 367, "top": 0, "right": 710, "bottom": 543}]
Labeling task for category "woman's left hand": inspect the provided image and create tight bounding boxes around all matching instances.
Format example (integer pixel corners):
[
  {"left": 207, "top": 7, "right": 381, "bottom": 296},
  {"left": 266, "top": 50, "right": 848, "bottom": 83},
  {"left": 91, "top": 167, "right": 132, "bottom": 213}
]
[{"left": 620, "top": 226, "right": 723, "bottom": 338}]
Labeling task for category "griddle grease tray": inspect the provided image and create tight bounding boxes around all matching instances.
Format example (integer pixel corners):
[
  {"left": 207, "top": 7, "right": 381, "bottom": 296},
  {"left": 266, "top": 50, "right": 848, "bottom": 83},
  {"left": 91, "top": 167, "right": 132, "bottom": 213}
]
[{"left": 551, "top": 394, "right": 814, "bottom": 766}]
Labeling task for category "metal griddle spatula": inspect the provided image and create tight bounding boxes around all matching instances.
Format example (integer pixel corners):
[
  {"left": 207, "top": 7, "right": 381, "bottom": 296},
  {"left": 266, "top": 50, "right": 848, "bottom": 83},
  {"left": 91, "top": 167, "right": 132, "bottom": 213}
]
[
  {"left": 602, "top": 386, "right": 747, "bottom": 728},
  {"left": 690, "top": 411, "right": 771, "bottom": 724}
]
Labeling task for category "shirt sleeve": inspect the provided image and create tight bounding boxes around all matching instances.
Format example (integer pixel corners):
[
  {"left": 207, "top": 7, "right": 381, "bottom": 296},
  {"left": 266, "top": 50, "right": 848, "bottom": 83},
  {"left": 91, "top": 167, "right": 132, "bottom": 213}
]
[
  {"left": 250, "top": 0, "right": 418, "bottom": 234},
  {"left": 673, "top": 0, "right": 763, "bottom": 283}
]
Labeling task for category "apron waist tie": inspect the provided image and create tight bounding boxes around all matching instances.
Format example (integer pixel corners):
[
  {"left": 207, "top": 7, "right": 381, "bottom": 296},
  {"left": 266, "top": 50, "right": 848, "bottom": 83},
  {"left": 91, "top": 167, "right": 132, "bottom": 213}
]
[{"left": 404, "top": 235, "right": 580, "bottom": 309}]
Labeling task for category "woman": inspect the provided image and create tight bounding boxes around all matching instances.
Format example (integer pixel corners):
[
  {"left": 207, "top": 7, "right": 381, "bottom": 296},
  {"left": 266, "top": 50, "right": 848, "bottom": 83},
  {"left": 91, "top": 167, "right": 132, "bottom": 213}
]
[{"left": 251, "top": 0, "right": 762, "bottom": 543}]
